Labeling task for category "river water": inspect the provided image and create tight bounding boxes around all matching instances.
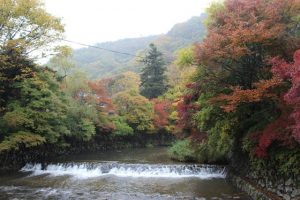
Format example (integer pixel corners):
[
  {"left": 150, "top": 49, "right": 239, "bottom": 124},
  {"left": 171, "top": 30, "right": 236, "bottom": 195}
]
[{"left": 0, "top": 147, "right": 251, "bottom": 200}]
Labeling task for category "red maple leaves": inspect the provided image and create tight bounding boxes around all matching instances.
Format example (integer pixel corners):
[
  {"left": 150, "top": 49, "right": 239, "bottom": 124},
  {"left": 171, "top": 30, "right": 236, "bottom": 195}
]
[
  {"left": 271, "top": 50, "right": 300, "bottom": 144},
  {"left": 152, "top": 99, "right": 171, "bottom": 129}
]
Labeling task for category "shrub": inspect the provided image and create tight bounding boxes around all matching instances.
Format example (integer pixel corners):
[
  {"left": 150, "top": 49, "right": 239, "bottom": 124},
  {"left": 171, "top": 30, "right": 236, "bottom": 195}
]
[
  {"left": 0, "top": 131, "right": 45, "bottom": 152},
  {"left": 111, "top": 116, "right": 134, "bottom": 137},
  {"left": 168, "top": 139, "right": 195, "bottom": 162}
]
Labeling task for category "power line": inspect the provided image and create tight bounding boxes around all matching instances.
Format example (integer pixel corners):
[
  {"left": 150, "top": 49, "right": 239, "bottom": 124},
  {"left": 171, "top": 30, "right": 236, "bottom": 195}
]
[
  {"left": 61, "top": 38, "right": 174, "bottom": 65},
  {"left": 4, "top": 28, "right": 146, "bottom": 60},
  {"left": 62, "top": 39, "right": 146, "bottom": 59},
  {"left": 4, "top": 28, "right": 175, "bottom": 65}
]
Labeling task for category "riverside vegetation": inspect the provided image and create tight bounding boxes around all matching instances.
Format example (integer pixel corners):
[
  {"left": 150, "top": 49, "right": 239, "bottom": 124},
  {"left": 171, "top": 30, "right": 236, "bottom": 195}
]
[{"left": 0, "top": 0, "right": 300, "bottom": 198}]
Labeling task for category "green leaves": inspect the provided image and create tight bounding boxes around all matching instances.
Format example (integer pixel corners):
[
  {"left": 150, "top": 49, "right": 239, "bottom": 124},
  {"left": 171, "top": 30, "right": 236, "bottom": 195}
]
[
  {"left": 0, "top": 131, "right": 45, "bottom": 152},
  {"left": 175, "top": 46, "right": 195, "bottom": 68},
  {"left": 79, "top": 118, "right": 96, "bottom": 141},
  {"left": 48, "top": 46, "right": 75, "bottom": 81},
  {"left": 65, "top": 101, "right": 97, "bottom": 141},
  {"left": 168, "top": 140, "right": 195, "bottom": 162},
  {"left": 114, "top": 92, "right": 154, "bottom": 133},
  {"left": 0, "top": 0, "right": 64, "bottom": 54},
  {"left": 111, "top": 116, "right": 134, "bottom": 137},
  {"left": 140, "top": 44, "right": 168, "bottom": 99}
]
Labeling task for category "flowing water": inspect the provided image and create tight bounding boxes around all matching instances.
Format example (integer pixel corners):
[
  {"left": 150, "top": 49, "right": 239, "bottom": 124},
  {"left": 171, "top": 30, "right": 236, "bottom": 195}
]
[{"left": 0, "top": 147, "right": 251, "bottom": 200}]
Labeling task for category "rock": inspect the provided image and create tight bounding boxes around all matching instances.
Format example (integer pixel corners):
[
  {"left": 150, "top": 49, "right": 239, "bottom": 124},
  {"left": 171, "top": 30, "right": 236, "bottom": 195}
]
[
  {"left": 285, "top": 186, "right": 293, "bottom": 193},
  {"left": 282, "top": 194, "right": 291, "bottom": 200},
  {"left": 285, "top": 178, "right": 293, "bottom": 186},
  {"left": 278, "top": 184, "right": 284, "bottom": 191},
  {"left": 291, "top": 189, "right": 300, "bottom": 197},
  {"left": 277, "top": 190, "right": 283, "bottom": 197}
]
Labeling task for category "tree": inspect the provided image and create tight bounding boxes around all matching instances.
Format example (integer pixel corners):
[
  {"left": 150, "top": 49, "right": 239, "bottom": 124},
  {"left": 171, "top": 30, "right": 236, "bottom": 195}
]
[
  {"left": 0, "top": 62, "right": 72, "bottom": 150},
  {"left": 270, "top": 49, "right": 300, "bottom": 144},
  {"left": 48, "top": 46, "right": 75, "bottom": 85},
  {"left": 111, "top": 116, "right": 134, "bottom": 137},
  {"left": 152, "top": 99, "right": 171, "bottom": 131},
  {"left": 195, "top": 0, "right": 300, "bottom": 89},
  {"left": 88, "top": 80, "right": 114, "bottom": 114},
  {"left": 140, "top": 43, "right": 167, "bottom": 99},
  {"left": 106, "top": 71, "right": 140, "bottom": 96},
  {"left": 64, "top": 71, "right": 90, "bottom": 102},
  {"left": 64, "top": 72, "right": 114, "bottom": 136},
  {"left": 171, "top": 0, "right": 300, "bottom": 167},
  {"left": 0, "top": 0, "right": 64, "bottom": 114},
  {"left": 113, "top": 92, "right": 154, "bottom": 132},
  {"left": 0, "top": 47, "right": 35, "bottom": 111},
  {"left": 0, "top": 0, "right": 64, "bottom": 55}
]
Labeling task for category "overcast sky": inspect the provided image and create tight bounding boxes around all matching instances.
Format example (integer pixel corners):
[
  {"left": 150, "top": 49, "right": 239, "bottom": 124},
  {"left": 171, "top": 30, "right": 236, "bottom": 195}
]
[{"left": 44, "top": 0, "right": 213, "bottom": 48}]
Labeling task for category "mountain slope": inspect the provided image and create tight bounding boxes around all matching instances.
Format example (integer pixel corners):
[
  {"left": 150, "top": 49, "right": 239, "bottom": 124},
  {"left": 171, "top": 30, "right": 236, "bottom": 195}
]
[{"left": 72, "top": 14, "right": 207, "bottom": 79}]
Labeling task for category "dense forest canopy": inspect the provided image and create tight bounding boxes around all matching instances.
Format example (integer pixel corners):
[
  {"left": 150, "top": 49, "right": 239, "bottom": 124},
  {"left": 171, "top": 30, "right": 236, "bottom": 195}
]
[{"left": 170, "top": 0, "right": 300, "bottom": 177}]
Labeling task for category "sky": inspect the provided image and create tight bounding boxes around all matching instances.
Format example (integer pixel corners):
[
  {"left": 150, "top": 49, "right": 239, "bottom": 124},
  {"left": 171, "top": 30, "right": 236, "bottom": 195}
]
[{"left": 44, "top": 0, "right": 214, "bottom": 48}]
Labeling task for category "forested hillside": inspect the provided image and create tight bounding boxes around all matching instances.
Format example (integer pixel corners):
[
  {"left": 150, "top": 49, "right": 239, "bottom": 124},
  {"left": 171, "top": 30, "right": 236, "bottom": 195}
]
[{"left": 72, "top": 14, "right": 207, "bottom": 78}]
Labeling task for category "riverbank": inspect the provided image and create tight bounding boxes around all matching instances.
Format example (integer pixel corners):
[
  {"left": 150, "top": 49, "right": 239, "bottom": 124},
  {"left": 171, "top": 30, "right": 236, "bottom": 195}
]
[
  {"left": 0, "top": 133, "right": 175, "bottom": 172},
  {"left": 0, "top": 147, "right": 252, "bottom": 200},
  {"left": 227, "top": 168, "right": 300, "bottom": 200},
  {"left": 228, "top": 171, "right": 280, "bottom": 200},
  {"left": 1, "top": 137, "right": 298, "bottom": 200}
]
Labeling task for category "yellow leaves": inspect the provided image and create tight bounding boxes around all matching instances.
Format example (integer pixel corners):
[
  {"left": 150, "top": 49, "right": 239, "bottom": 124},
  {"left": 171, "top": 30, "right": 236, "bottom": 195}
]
[
  {"left": 3, "top": 111, "right": 28, "bottom": 128},
  {"left": 0, "top": 131, "right": 45, "bottom": 152},
  {"left": 175, "top": 46, "right": 196, "bottom": 68},
  {"left": 53, "top": 46, "right": 73, "bottom": 58},
  {"left": 205, "top": 0, "right": 225, "bottom": 27},
  {"left": 113, "top": 92, "right": 155, "bottom": 132},
  {"left": 0, "top": 0, "right": 64, "bottom": 54},
  {"left": 110, "top": 71, "right": 141, "bottom": 95}
]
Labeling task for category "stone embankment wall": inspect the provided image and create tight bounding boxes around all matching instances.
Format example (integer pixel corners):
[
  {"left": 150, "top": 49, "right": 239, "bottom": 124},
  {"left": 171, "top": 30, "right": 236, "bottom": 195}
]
[{"left": 228, "top": 170, "right": 300, "bottom": 200}]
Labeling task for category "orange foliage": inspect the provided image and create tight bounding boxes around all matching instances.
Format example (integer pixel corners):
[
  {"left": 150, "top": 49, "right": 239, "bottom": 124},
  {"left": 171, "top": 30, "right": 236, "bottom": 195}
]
[
  {"left": 88, "top": 80, "right": 114, "bottom": 114},
  {"left": 195, "top": 0, "right": 300, "bottom": 67},
  {"left": 214, "top": 76, "right": 283, "bottom": 112}
]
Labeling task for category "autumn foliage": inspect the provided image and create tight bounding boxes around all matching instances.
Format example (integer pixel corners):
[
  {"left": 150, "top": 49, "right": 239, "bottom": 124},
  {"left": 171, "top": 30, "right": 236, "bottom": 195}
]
[
  {"left": 271, "top": 50, "right": 300, "bottom": 143},
  {"left": 88, "top": 80, "right": 114, "bottom": 114},
  {"left": 176, "top": 82, "right": 200, "bottom": 130},
  {"left": 196, "top": 0, "right": 300, "bottom": 65},
  {"left": 152, "top": 99, "right": 171, "bottom": 130},
  {"left": 214, "top": 77, "right": 283, "bottom": 112},
  {"left": 173, "top": 0, "right": 300, "bottom": 165},
  {"left": 245, "top": 50, "right": 300, "bottom": 157}
]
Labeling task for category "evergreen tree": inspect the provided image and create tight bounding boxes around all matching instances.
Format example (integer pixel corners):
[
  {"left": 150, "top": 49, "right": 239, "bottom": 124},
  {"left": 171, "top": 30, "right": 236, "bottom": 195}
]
[{"left": 140, "top": 44, "right": 167, "bottom": 99}]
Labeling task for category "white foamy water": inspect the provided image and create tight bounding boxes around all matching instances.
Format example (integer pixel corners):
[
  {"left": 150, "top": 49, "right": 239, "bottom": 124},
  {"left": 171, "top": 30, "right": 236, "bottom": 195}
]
[{"left": 21, "top": 163, "right": 226, "bottom": 179}]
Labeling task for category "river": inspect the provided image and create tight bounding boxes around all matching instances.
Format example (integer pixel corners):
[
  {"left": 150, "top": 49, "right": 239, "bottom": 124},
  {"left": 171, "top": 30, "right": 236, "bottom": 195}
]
[{"left": 0, "top": 147, "right": 250, "bottom": 200}]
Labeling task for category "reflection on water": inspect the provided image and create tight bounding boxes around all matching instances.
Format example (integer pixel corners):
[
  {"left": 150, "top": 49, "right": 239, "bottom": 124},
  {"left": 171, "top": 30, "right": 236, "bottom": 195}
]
[{"left": 0, "top": 147, "right": 250, "bottom": 200}]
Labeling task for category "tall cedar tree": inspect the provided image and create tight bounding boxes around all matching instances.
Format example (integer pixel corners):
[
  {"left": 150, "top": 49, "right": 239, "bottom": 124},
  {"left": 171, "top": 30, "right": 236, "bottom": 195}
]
[{"left": 140, "top": 44, "right": 167, "bottom": 99}]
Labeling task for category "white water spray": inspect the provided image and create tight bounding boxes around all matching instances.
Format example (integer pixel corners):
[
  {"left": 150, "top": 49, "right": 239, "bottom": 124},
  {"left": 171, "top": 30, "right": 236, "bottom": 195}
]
[{"left": 21, "top": 162, "right": 226, "bottom": 179}]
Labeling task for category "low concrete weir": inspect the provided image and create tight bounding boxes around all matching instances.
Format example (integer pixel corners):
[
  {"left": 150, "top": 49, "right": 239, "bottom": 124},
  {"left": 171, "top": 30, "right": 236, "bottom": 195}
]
[{"left": 21, "top": 162, "right": 227, "bottom": 179}]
